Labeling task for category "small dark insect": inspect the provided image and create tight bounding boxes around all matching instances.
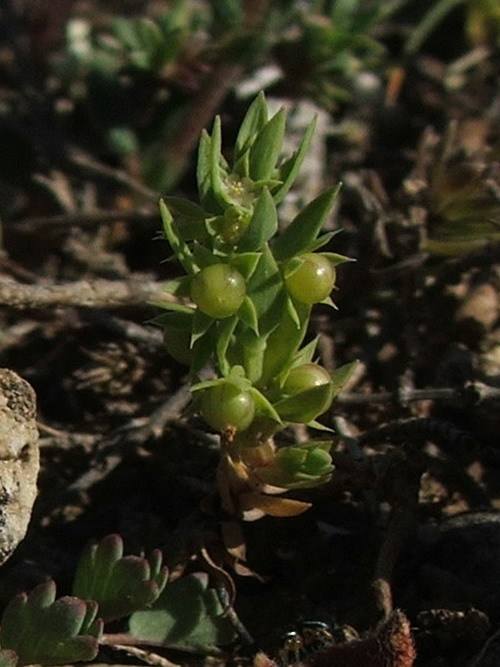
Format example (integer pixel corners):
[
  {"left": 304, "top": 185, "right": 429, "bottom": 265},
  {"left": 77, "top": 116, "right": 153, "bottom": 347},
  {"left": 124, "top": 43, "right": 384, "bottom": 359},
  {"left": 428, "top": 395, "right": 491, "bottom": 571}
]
[
  {"left": 298, "top": 621, "right": 335, "bottom": 653},
  {"left": 278, "top": 631, "right": 305, "bottom": 666},
  {"left": 278, "top": 622, "right": 334, "bottom": 666}
]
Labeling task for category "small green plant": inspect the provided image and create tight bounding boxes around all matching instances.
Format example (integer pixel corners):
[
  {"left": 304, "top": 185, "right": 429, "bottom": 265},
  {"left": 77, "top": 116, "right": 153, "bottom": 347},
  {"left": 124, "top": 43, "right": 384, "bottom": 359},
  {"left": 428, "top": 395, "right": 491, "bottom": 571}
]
[
  {"left": 272, "top": 0, "right": 396, "bottom": 109},
  {"left": 156, "top": 92, "right": 357, "bottom": 519},
  {"left": 0, "top": 534, "right": 235, "bottom": 666}
]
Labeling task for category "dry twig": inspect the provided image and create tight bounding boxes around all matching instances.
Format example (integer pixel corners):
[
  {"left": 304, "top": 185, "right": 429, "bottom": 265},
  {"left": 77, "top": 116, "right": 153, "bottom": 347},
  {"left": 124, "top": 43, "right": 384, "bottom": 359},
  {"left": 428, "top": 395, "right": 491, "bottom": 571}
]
[{"left": 0, "top": 277, "right": 172, "bottom": 309}]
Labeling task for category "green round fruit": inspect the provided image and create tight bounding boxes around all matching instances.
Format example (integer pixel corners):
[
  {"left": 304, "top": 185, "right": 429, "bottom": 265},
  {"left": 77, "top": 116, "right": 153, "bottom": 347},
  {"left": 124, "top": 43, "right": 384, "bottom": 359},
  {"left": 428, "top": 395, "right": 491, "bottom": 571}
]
[
  {"left": 191, "top": 264, "right": 245, "bottom": 319},
  {"left": 201, "top": 382, "right": 255, "bottom": 432},
  {"left": 276, "top": 363, "right": 333, "bottom": 422},
  {"left": 285, "top": 253, "right": 336, "bottom": 304},
  {"left": 283, "top": 363, "right": 331, "bottom": 395}
]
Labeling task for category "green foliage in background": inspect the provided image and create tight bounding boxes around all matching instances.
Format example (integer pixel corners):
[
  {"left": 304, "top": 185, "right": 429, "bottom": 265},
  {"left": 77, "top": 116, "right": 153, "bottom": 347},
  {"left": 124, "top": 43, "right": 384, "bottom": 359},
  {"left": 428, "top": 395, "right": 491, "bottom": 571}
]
[{"left": 0, "top": 535, "right": 234, "bottom": 666}]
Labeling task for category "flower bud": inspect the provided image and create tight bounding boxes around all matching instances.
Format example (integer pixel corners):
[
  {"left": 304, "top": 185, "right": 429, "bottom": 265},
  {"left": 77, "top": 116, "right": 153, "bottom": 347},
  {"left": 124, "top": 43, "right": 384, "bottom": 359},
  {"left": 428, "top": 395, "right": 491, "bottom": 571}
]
[{"left": 257, "top": 442, "right": 334, "bottom": 489}]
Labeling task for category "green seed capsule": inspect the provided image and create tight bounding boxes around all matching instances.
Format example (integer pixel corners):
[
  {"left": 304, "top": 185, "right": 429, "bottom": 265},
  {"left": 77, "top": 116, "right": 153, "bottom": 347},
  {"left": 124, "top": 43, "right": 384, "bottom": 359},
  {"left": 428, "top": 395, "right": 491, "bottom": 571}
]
[
  {"left": 201, "top": 382, "right": 255, "bottom": 432},
  {"left": 283, "top": 363, "right": 331, "bottom": 395},
  {"left": 285, "top": 253, "right": 336, "bottom": 304},
  {"left": 191, "top": 264, "right": 246, "bottom": 319}
]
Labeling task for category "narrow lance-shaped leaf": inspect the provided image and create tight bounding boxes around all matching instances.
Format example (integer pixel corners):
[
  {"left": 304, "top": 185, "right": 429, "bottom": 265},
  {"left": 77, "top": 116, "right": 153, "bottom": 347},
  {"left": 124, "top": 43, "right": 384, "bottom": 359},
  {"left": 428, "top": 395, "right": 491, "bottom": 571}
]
[
  {"left": 273, "top": 383, "right": 334, "bottom": 423},
  {"left": 237, "top": 187, "right": 277, "bottom": 252},
  {"left": 248, "top": 108, "right": 286, "bottom": 182},
  {"left": 272, "top": 185, "right": 341, "bottom": 261},
  {"left": 197, "top": 129, "right": 214, "bottom": 209},
  {"left": 234, "top": 91, "right": 269, "bottom": 163},
  {"left": 272, "top": 115, "right": 317, "bottom": 204},
  {"left": 245, "top": 244, "right": 286, "bottom": 337},
  {"left": 215, "top": 316, "right": 239, "bottom": 376},
  {"left": 236, "top": 296, "right": 259, "bottom": 335},
  {"left": 159, "top": 200, "right": 197, "bottom": 275},
  {"left": 329, "top": 360, "right": 359, "bottom": 399},
  {"left": 163, "top": 197, "right": 209, "bottom": 241},
  {"left": 209, "top": 117, "right": 233, "bottom": 210},
  {"left": 258, "top": 301, "right": 310, "bottom": 387}
]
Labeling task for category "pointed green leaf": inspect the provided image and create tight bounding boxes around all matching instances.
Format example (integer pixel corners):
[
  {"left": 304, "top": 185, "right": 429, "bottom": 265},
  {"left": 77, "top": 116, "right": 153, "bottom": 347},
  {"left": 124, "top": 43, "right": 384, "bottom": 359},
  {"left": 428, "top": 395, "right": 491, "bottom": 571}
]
[
  {"left": 307, "top": 420, "right": 335, "bottom": 432},
  {"left": 216, "top": 316, "right": 238, "bottom": 376},
  {"left": 246, "top": 244, "right": 286, "bottom": 336},
  {"left": 272, "top": 115, "right": 317, "bottom": 204},
  {"left": 291, "top": 337, "right": 319, "bottom": 367},
  {"left": 237, "top": 295, "right": 259, "bottom": 334},
  {"left": 191, "top": 310, "right": 215, "bottom": 346},
  {"left": 163, "top": 197, "right": 209, "bottom": 241},
  {"left": 197, "top": 129, "right": 214, "bottom": 209},
  {"left": 209, "top": 117, "right": 233, "bottom": 210},
  {"left": 330, "top": 360, "right": 359, "bottom": 399},
  {"left": 258, "top": 301, "right": 310, "bottom": 387},
  {"left": 308, "top": 231, "right": 336, "bottom": 251},
  {"left": 234, "top": 91, "right": 269, "bottom": 161},
  {"left": 319, "top": 295, "right": 338, "bottom": 310},
  {"left": 248, "top": 108, "right": 286, "bottom": 181},
  {"left": 249, "top": 387, "right": 283, "bottom": 423},
  {"left": 237, "top": 188, "right": 277, "bottom": 252},
  {"left": 229, "top": 252, "right": 261, "bottom": 280},
  {"left": 321, "top": 251, "right": 355, "bottom": 266},
  {"left": 272, "top": 186, "right": 341, "bottom": 261},
  {"left": 159, "top": 199, "right": 197, "bottom": 274},
  {"left": 161, "top": 275, "right": 192, "bottom": 298},
  {"left": 192, "top": 241, "right": 222, "bottom": 269},
  {"left": 190, "top": 326, "right": 217, "bottom": 374},
  {"left": 274, "top": 383, "right": 334, "bottom": 423}
]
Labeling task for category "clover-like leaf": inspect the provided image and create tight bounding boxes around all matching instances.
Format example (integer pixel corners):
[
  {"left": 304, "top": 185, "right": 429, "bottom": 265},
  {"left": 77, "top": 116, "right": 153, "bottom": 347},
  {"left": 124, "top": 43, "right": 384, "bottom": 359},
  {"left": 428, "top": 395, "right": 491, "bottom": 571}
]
[
  {"left": 128, "top": 573, "right": 235, "bottom": 649},
  {"left": 72, "top": 534, "right": 168, "bottom": 623},
  {"left": 0, "top": 581, "right": 101, "bottom": 666}
]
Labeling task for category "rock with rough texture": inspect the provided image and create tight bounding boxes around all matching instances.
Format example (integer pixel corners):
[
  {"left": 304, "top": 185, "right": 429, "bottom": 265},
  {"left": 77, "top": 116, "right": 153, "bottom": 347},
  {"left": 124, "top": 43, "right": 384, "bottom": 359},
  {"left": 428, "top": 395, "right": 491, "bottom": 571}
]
[{"left": 0, "top": 369, "right": 39, "bottom": 565}]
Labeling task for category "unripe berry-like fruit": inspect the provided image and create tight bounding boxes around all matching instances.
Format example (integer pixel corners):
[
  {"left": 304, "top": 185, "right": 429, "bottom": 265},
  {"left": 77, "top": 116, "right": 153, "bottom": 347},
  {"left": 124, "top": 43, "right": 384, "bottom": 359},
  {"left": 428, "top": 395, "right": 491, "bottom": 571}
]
[
  {"left": 283, "top": 363, "right": 331, "bottom": 395},
  {"left": 191, "top": 264, "right": 245, "bottom": 319},
  {"left": 285, "top": 253, "right": 335, "bottom": 304},
  {"left": 201, "top": 382, "right": 255, "bottom": 432},
  {"left": 276, "top": 363, "right": 333, "bottom": 423}
]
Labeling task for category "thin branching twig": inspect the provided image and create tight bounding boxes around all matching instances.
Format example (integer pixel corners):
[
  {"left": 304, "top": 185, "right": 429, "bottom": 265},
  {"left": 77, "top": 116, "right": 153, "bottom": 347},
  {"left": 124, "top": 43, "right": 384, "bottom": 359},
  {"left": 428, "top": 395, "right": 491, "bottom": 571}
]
[{"left": 0, "top": 277, "right": 172, "bottom": 309}]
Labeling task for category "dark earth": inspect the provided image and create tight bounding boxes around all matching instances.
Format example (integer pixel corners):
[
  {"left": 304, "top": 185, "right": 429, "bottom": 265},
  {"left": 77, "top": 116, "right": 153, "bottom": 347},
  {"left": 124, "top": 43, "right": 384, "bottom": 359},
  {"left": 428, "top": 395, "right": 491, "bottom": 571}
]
[{"left": 0, "top": 1, "right": 499, "bottom": 666}]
